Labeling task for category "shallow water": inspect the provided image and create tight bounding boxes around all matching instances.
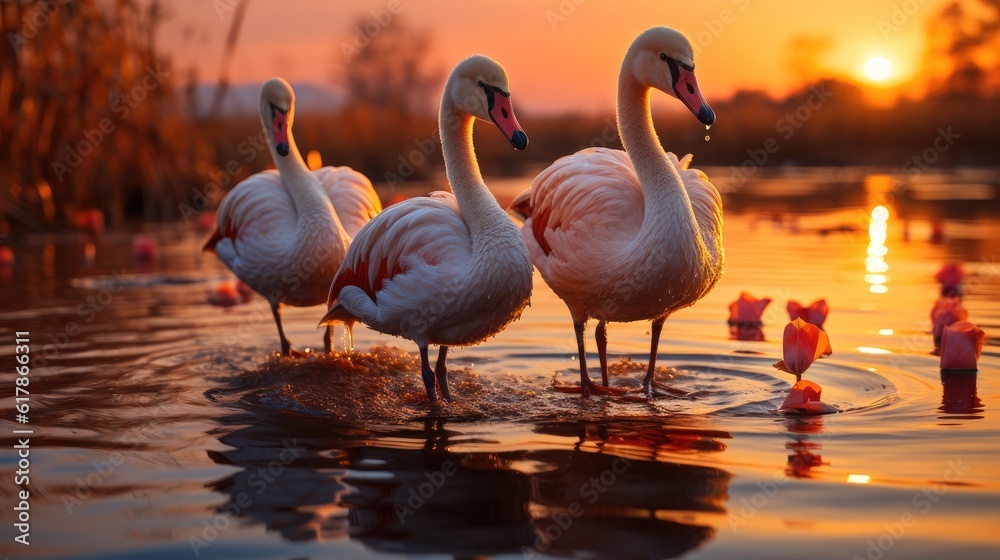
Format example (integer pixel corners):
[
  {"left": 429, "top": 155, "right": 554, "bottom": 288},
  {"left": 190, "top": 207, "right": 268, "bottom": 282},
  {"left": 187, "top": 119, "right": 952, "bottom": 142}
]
[{"left": 1, "top": 171, "right": 999, "bottom": 559}]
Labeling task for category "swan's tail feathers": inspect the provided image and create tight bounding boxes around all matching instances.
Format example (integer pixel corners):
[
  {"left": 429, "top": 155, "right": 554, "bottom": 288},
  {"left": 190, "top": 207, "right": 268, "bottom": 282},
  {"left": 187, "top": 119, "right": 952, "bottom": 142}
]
[
  {"left": 202, "top": 229, "right": 223, "bottom": 253},
  {"left": 318, "top": 303, "right": 355, "bottom": 328},
  {"left": 507, "top": 189, "right": 533, "bottom": 223}
]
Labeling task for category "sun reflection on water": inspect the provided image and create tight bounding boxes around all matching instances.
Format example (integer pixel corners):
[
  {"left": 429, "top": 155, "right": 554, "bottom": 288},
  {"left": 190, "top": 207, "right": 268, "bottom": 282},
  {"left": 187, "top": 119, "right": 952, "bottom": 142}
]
[{"left": 866, "top": 205, "right": 890, "bottom": 294}]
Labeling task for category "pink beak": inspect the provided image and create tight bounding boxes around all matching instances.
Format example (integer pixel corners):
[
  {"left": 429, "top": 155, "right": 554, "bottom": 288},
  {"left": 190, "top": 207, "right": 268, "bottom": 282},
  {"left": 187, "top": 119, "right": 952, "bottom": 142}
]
[{"left": 270, "top": 104, "right": 290, "bottom": 157}]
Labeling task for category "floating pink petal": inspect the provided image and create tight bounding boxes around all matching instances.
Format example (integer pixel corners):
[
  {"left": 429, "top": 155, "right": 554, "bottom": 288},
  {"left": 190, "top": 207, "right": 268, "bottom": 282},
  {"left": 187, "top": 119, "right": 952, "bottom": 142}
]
[
  {"left": 131, "top": 235, "right": 158, "bottom": 262},
  {"left": 209, "top": 281, "right": 242, "bottom": 307},
  {"left": 787, "top": 298, "right": 829, "bottom": 329},
  {"left": 728, "top": 291, "right": 772, "bottom": 341},
  {"left": 780, "top": 379, "right": 826, "bottom": 413},
  {"left": 0, "top": 246, "right": 13, "bottom": 267},
  {"left": 930, "top": 297, "right": 968, "bottom": 351},
  {"left": 939, "top": 321, "right": 985, "bottom": 371},
  {"left": 935, "top": 263, "right": 964, "bottom": 290},
  {"left": 774, "top": 318, "right": 833, "bottom": 376}
]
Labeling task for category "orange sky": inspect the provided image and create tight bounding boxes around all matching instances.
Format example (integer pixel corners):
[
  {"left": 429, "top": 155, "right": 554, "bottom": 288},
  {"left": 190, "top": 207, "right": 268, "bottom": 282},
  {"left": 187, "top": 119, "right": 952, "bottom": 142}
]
[{"left": 162, "top": 0, "right": 950, "bottom": 113}]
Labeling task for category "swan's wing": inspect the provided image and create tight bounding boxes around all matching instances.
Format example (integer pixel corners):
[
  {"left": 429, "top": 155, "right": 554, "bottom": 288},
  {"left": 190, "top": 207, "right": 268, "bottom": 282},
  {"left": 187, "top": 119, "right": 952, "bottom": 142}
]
[
  {"left": 327, "top": 191, "right": 470, "bottom": 306},
  {"left": 516, "top": 147, "right": 644, "bottom": 261},
  {"left": 312, "top": 166, "right": 382, "bottom": 238},
  {"left": 203, "top": 170, "right": 296, "bottom": 261},
  {"left": 667, "top": 152, "right": 723, "bottom": 254}
]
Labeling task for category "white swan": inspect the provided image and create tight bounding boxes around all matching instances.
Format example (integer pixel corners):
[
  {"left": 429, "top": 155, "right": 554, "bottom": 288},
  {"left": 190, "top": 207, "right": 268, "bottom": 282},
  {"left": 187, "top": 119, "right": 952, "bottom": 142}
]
[
  {"left": 204, "top": 78, "right": 382, "bottom": 356},
  {"left": 321, "top": 55, "right": 532, "bottom": 402},
  {"left": 508, "top": 27, "right": 723, "bottom": 397}
]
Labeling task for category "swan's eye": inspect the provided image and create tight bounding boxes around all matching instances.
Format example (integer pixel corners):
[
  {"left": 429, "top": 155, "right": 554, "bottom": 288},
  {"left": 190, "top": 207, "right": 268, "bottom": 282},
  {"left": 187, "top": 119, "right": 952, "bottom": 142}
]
[
  {"left": 660, "top": 53, "right": 668, "bottom": 61},
  {"left": 478, "top": 80, "right": 485, "bottom": 88}
]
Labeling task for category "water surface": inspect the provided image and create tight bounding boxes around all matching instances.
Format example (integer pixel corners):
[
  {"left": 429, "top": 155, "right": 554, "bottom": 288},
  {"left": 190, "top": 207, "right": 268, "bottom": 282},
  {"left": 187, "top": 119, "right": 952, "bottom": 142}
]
[{"left": 1, "top": 170, "right": 998, "bottom": 559}]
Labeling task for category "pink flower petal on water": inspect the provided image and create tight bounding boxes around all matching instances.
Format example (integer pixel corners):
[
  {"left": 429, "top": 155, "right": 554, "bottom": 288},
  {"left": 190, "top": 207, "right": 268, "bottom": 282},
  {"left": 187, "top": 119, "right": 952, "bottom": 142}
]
[
  {"left": 781, "top": 379, "right": 825, "bottom": 412},
  {"left": 774, "top": 318, "right": 833, "bottom": 375},
  {"left": 939, "top": 321, "right": 985, "bottom": 371},
  {"left": 728, "top": 292, "right": 772, "bottom": 340},
  {"left": 935, "top": 263, "right": 964, "bottom": 289},
  {"left": 787, "top": 298, "right": 830, "bottom": 330},
  {"left": 931, "top": 297, "right": 968, "bottom": 349}
]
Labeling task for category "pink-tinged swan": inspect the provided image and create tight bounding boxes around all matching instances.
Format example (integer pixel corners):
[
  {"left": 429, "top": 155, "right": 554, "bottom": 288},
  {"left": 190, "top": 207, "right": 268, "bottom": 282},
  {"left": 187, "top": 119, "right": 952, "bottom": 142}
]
[
  {"left": 204, "top": 78, "right": 382, "bottom": 356},
  {"left": 508, "top": 27, "right": 724, "bottom": 397},
  {"left": 321, "top": 55, "right": 532, "bottom": 403}
]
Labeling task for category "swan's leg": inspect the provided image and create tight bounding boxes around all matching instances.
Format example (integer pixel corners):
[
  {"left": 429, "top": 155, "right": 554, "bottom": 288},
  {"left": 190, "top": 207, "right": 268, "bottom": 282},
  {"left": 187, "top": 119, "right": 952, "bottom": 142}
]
[
  {"left": 574, "top": 320, "right": 593, "bottom": 397},
  {"left": 418, "top": 342, "right": 438, "bottom": 403},
  {"left": 596, "top": 320, "right": 609, "bottom": 386},
  {"left": 553, "top": 320, "right": 627, "bottom": 396},
  {"left": 641, "top": 317, "right": 690, "bottom": 398},
  {"left": 270, "top": 301, "right": 299, "bottom": 357},
  {"left": 435, "top": 345, "right": 452, "bottom": 402},
  {"left": 323, "top": 325, "right": 333, "bottom": 353}
]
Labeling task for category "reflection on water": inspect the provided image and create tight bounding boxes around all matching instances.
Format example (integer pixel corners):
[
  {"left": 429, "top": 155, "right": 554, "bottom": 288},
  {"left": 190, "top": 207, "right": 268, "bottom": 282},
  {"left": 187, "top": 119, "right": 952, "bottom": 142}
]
[
  {"left": 939, "top": 371, "right": 983, "bottom": 419},
  {"left": 205, "top": 416, "right": 730, "bottom": 559},
  {"left": 1, "top": 170, "right": 999, "bottom": 559}
]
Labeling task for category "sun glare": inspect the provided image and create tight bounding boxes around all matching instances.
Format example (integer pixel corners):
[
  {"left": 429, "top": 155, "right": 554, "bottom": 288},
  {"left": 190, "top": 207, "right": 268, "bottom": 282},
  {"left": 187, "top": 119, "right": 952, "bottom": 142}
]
[{"left": 863, "top": 56, "right": 894, "bottom": 81}]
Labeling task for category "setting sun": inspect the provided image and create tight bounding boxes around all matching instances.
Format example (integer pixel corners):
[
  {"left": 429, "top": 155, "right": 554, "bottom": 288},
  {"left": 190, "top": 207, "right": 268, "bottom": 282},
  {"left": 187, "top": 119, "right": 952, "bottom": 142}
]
[{"left": 864, "top": 56, "right": 894, "bottom": 81}]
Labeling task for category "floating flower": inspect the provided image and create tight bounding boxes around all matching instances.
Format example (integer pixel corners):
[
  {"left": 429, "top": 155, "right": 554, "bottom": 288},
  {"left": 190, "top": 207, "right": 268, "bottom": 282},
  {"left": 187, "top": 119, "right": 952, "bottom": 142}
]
[
  {"left": 131, "top": 235, "right": 158, "bottom": 262},
  {"left": 930, "top": 297, "right": 967, "bottom": 351},
  {"left": 939, "top": 321, "right": 985, "bottom": 371},
  {"left": 74, "top": 208, "right": 105, "bottom": 236},
  {"left": 780, "top": 379, "right": 826, "bottom": 413},
  {"left": 935, "top": 263, "right": 964, "bottom": 297},
  {"left": 209, "top": 281, "right": 243, "bottom": 307},
  {"left": 0, "top": 246, "right": 13, "bottom": 267},
  {"left": 773, "top": 318, "right": 832, "bottom": 377},
  {"left": 728, "top": 292, "right": 772, "bottom": 341},
  {"left": 787, "top": 298, "right": 830, "bottom": 329}
]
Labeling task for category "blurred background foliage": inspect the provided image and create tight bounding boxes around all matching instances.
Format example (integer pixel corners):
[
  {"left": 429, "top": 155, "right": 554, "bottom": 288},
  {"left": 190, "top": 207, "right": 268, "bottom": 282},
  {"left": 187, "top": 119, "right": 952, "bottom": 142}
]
[{"left": 1, "top": 0, "right": 998, "bottom": 233}]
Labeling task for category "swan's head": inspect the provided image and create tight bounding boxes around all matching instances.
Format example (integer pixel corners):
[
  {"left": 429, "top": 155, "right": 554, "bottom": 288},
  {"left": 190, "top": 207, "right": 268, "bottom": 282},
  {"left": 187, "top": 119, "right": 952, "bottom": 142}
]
[
  {"left": 629, "top": 27, "right": 715, "bottom": 126},
  {"left": 445, "top": 55, "right": 528, "bottom": 150},
  {"left": 260, "top": 78, "right": 295, "bottom": 157}
]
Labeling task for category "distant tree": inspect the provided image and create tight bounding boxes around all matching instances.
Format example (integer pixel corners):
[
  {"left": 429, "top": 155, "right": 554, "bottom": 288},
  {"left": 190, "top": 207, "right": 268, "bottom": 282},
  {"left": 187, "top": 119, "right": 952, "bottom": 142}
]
[{"left": 925, "top": 0, "right": 1000, "bottom": 95}]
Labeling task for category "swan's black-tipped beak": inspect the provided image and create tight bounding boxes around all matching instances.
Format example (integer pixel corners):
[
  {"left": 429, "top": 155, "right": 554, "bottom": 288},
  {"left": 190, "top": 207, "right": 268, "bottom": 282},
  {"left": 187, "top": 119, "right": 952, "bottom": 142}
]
[
  {"left": 668, "top": 60, "right": 715, "bottom": 127},
  {"left": 482, "top": 82, "right": 528, "bottom": 151},
  {"left": 697, "top": 105, "right": 716, "bottom": 127},
  {"left": 509, "top": 129, "right": 528, "bottom": 150},
  {"left": 270, "top": 103, "right": 290, "bottom": 157}
]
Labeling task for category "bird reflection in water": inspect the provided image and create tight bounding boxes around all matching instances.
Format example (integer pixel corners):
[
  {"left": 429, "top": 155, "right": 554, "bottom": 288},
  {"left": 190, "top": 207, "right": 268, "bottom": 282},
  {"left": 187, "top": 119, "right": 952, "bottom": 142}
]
[{"left": 206, "top": 416, "right": 732, "bottom": 559}]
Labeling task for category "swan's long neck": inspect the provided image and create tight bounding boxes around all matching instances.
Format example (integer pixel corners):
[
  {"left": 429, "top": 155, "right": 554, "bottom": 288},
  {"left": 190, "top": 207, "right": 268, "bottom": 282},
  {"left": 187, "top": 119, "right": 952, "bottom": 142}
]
[
  {"left": 263, "top": 108, "right": 347, "bottom": 259},
  {"left": 616, "top": 53, "right": 702, "bottom": 254},
  {"left": 439, "top": 98, "right": 510, "bottom": 245}
]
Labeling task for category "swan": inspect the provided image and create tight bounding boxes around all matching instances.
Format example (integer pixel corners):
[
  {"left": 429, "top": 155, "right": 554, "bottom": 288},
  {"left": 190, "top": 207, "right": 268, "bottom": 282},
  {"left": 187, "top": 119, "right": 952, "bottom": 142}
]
[
  {"left": 320, "top": 55, "right": 532, "bottom": 403},
  {"left": 204, "top": 78, "right": 382, "bottom": 356},
  {"left": 508, "top": 27, "right": 723, "bottom": 397}
]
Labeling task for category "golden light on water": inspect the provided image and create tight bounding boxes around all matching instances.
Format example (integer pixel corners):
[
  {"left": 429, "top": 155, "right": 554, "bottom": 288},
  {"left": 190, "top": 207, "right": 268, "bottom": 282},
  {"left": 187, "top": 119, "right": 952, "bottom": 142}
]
[
  {"left": 848, "top": 474, "right": 872, "bottom": 484},
  {"left": 866, "top": 205, "right": 890, "bottom": 294}
]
